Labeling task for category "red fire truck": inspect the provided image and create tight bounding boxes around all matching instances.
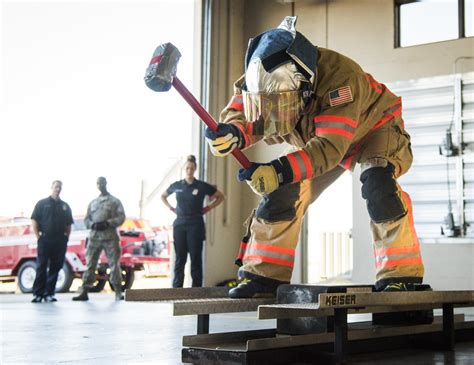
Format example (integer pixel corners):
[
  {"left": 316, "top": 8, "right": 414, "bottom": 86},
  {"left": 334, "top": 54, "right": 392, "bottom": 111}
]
[{"left": 0, "top": 217, "right": 171, "bottom": 293}]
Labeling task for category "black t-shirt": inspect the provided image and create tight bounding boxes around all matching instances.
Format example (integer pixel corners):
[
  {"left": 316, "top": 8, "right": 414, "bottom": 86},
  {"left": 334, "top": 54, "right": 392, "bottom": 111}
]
[
  {"left": 31, "top": 196, "right": 73, "bottom": 239},
  {"left": 166, "top": 179, "right": 217, "bottom": 226}
]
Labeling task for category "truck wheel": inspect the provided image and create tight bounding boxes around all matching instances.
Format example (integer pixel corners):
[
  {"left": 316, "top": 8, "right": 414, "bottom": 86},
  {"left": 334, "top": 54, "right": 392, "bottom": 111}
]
[
  {"left": 55, "top": 263, "right": 74, "bottom": 293},
  {"left": 89, "top": 279, "right": 107, "bottom": 293},
  {"left": 17, "top": 261, "right": 37, "bottom": 293},
  {"left": 110, "top": 266, "right": 135, "bottom": 292},
  {"left": 89, "top": 267, "right": 108, "bottom": 292}
]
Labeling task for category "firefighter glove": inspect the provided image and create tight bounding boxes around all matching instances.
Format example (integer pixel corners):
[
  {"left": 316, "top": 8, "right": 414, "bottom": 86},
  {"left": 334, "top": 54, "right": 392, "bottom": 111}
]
[
  {"left": 238, "top": 158, "right": 293, "bottom": 196},
  {"left": 92, "top": 221, "right": 109, "bottom": 231},
  {"left": 205, "top": 123, "right": 243, "bottom": 157}
]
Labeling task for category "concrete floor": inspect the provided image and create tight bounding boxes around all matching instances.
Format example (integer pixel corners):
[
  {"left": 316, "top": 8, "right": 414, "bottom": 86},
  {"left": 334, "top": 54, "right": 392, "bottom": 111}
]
[
  {"left": 0, "top": 292, "right": 276, "bottom": 364},
  {"left": 1, "top": 287, "right": 473, "bottom": 364}
]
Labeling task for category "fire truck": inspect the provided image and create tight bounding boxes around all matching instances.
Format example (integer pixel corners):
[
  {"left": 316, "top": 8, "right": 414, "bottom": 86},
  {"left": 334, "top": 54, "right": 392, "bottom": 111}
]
[{"left": 0, "top": 217, "right": 171, "bottom": 293}]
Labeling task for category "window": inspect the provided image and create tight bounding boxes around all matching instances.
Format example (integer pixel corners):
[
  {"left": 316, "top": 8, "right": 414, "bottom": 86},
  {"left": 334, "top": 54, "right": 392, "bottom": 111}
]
[
  {"left": 467, "top": 0, "right": 474, "bottom": 36},
  {"left": 395, "top": 0, "right": 472, "bottom": 47}
]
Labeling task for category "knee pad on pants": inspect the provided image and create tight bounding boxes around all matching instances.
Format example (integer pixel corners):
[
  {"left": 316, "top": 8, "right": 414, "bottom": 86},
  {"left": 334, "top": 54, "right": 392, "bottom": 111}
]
[
  {"left": 256, "top": 182, "right": 300, "bottom": 222},
  {"left": 360, "top": 164, "right": 407, "bottom": 223}
]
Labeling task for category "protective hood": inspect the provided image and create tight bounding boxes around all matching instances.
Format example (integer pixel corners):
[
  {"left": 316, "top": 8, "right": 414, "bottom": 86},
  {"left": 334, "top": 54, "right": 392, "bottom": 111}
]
[
  {"left": 242, "top": 16, "right": 318, "bottom": 138},
  {"left": 244, "top": 16, "right": 318, "bottom": 85}
]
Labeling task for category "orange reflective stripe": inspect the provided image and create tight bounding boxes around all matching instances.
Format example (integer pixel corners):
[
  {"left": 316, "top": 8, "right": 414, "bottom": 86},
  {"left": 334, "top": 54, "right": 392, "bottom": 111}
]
[
  {"left": 340, "top": 155, "right": 354, "bottom": 170},
  {"left": 232, "top": 123, "right": 251, "bottom": 147},
  {"left": 339, "top": 143, "right": 363, "bottom": 170},
  {"left": 237, "top": 242, "right": 248, "bottom": 260},
  {"left": 314, "top": 115, "right": 358, "bottom": 128},
  {"left": 286, "top": 150, "right": 313, "bottom": 182},
  {"left": 316, "top": 127, "right": 354, "bottom": 140},
  {"left": 372, "top": 100, "right": 402, "bottom": 131},
  {"left": 251, "top": 242, "right": 295, "bottom": 256},
  {"left": 243, "top": 254, "right": 294, "bottom": 268},
  {"left": 375, "top": 244, "right": 420, "bottom": 257},
  {"left": 375, "top": 256, "right": 423, "bottom": 269},
  {"left": 287, "top": 153, "right": 302, "bottom": 182},
  {"left": 246, "top": 122, "right": 253, "bottom": 136},
  {"left": 229, "top": 95, "right": 243, "bottom": 110},
  {"left": 365, "top": 73, "right": 383, "bottom": 94},
  {"left": 298, "top": 150, "right": 313, "bottom": 180},
  {"left": 401, "top": 191, "right": 420, "bottom": 247}
]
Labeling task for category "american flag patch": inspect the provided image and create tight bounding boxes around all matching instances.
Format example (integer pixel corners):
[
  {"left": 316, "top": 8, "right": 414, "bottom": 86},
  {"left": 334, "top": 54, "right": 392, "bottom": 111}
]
[{"left": 329, "top": 86, "right": 353, "bottom": 107}]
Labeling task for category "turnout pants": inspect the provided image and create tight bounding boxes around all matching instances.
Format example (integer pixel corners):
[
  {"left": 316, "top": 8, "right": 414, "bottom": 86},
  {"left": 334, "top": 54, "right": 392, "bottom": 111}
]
[
  {"left": 237, "top": 116, "right": 424, "bottom": 289},
  {"left": 33, "top": 236, "right": 68, "bottom": 297},
  {"left": 81, "top": 238, "right": 122, "bottom": 291}
]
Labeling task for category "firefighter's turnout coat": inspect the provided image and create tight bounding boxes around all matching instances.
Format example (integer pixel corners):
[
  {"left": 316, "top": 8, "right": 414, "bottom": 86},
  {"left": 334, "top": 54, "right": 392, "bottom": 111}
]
[{"left": 220, "top": 48, "right": 424, "bottom": 289}]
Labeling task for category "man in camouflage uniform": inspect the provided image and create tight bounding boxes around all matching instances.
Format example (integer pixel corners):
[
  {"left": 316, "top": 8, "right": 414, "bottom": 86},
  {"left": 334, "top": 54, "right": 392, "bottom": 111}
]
[
  {"left": 73, "top": 177, "right": 126, "bottom": 301},
  {"left": 205, "top": 16, "right": 424, "bottom": 298}
]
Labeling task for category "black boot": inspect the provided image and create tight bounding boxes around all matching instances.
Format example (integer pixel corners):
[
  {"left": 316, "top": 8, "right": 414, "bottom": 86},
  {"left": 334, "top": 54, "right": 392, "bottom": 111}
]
[
  {"left": 228, "top": 275, "right": 283, "bottom": 299},
  {"left": 72, "top": 287, "right": 89, "bottom": 301},
  {"left": 31, "top": 295, "right": 43, "bottom": 303},
  {"left": 382, "top": 282, "right": 416, "bottom": 292}
]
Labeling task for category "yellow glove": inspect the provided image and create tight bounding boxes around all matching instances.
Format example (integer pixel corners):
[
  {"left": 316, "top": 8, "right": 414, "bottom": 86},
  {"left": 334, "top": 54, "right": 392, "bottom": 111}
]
[
  {"left": 238, "top": 159, "right": 293, "bottom": 196},
  {"left": 205, "top": 124, "right": 243, "bottom": 157}
]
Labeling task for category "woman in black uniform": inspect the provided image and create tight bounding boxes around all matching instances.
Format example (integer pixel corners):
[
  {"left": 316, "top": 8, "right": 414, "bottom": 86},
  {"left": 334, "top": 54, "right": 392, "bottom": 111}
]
[{"left": 161, "top": 155, "right": 224, "bottom": 288}]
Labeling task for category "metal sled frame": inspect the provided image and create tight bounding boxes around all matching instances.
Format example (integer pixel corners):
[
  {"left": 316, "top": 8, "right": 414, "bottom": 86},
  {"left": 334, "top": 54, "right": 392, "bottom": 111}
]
[{"left": 126, "top": 287, "right": 474, "bottom": 364}]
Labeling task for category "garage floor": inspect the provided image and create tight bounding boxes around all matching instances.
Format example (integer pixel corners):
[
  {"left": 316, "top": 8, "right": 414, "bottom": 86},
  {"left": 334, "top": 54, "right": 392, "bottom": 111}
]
[{"left": 1, "top": 291, "right": 473, "bottom": 364}]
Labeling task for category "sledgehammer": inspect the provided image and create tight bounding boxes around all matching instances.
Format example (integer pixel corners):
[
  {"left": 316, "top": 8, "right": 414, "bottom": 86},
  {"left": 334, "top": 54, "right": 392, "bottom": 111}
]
[{"left": 144, "top": 42, "right": 251, "bottom": 169}]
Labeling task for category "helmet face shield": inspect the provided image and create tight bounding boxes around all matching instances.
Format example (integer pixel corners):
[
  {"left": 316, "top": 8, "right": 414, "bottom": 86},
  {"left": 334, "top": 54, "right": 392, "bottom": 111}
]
[
  {"left": 241, "top": 16, "right": 318, "bottom": 138},
  {"left": 242, "top": 90, "right": 304, "bottom": 137}
]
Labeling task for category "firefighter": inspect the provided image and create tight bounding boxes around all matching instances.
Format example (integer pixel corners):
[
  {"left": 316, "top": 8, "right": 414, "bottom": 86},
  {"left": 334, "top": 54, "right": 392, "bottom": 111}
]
[
  {"left": 73, "top": 177, "right": 126, "bottom": 301},
  {"left": 205, "top": 16, "right": 424, "bottom": 298}
]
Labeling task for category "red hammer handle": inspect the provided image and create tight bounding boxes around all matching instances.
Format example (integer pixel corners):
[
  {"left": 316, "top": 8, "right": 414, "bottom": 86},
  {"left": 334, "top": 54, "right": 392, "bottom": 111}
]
[{"left": 172, "top": 77, "right": 251, "bottom": 169}]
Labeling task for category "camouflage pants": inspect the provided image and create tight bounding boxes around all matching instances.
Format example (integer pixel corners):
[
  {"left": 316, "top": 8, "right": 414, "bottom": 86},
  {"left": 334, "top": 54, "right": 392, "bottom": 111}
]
[{"left": 82, "top": 238, "right": 122, "bottom": 291}]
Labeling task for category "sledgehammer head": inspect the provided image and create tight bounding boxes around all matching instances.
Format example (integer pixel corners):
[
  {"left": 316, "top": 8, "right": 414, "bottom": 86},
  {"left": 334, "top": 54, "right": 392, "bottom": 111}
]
[{"left": 144, "top": 42, "right": 181, "bottom": 92}]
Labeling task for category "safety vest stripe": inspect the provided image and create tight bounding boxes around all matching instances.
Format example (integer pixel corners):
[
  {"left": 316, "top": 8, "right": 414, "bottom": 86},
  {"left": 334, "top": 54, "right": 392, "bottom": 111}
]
[
  {"left": 287, "top": 150, "right": 313, "bottom": 182},
  {"left": 375, "top": 256, "right": 423, "bottom": 269},
  {"left": 243, "top": 254, "right": 294, "bottom": 268},
  {"left": 316, "top": 127, "right": 354, "bottom": 140},
  {"left": 314, "top": 115, "right": 358, "bottom": 128},
  {"left": 375, "top": 244, "right": 420, "bottom": 257}
]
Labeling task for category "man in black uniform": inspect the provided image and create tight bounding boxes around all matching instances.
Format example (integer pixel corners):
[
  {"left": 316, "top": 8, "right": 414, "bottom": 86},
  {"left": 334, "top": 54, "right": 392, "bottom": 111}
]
[{"left": 31, "top": 180, "right": 73, "bottom": 303}]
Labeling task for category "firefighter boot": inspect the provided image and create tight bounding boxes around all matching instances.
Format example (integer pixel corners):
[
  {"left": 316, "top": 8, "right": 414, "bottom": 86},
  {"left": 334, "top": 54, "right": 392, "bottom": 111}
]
[
  {"left": 72, "top": 287, "right": 89, "bottom": 301},
  {"left": 382, "top": 282, "right": 416, "bottom": 292},
  {"left": 228, "top": 275, "right": 284, "bottom": 299}
]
